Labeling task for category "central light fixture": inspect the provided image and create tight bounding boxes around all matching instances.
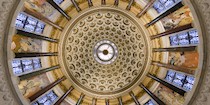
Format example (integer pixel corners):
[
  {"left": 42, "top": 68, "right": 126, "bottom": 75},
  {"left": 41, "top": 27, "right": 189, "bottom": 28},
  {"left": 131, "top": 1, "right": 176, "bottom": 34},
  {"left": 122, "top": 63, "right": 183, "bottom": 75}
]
[{"left": 94, "top": 40, "right": 118, "bottom": 65}]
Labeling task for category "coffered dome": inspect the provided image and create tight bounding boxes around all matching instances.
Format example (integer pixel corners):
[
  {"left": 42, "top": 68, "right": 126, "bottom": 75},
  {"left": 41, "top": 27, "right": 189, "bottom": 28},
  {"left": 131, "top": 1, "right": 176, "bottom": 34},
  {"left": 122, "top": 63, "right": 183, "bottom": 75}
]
[
  {"left": 60, "top": 7, "right": 151, "bottom": 98},
  {"left": 0, "top": 0, "right": 209, "bottom": 105}
]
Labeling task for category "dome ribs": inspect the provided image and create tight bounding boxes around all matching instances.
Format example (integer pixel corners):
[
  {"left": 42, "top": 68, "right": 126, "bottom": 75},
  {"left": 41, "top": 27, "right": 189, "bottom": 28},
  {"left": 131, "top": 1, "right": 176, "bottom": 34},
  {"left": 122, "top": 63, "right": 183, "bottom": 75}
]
[
  {"left": 126, "top": 0, "right": 134, "bottom": 11},
  {"left": 55, "top": 86, "right": 74, "bottom": 105},
  {"left": 29, "top": 76, "right": 66, "bottom": 102},
  {"left": 87, "top": 0, "right": 93, "bottom": 7},
  {"left": 102, "top": 0, "right": 106, "bottom": 5},
  {"left": 15, "top": 52, "right": 58, "bottom": 58},
  {"left": 16, "top": 29, "right": 59, "bottom": 43},
  {"left": 105, "top": 99, "right": 109, "bottom": 105},
  {"left": 114, "top": 0, "right": 119, "bottom": 6},
  {"left": 71, "top": 0, "right": 82, "bottom": 12},
  {"left": 23, "top": 7, "right": 63, "bottom": 30},
  {"left": 118, "top": 97, "right": 123, "bottom": 105},
  {"left": 140, "top": 83, "right": 166, "bottom": 105},
  {"left": 153, "top": 46, "right": 196, "bottom": 52},
  {"left": 46, "top": 0, "right": 71, "bottom": 20},
  {"left": 76, "top": 93, "right": 85, "bottom": 105},
  {"left": 152, "top": 61, "right": 195, "bottom": 75},
  {"left": 92, "top": 98, "right": 97, "bottom": 105},
  {"left": 129, "top": 91, "right": 141, "bottom": 105},
  {"left": 19, "top": 65, "right": 60, "bottom": 80},
  {"left": 137, "top": 0, "right": 156, "bottom": 18},
  {"left": 150, "top": 24, "right": 193, "bottom": 39},
  {"left": 145, "top": 1, "right": 184, "bottom": 28},
  {"left": 147, "top": 73, "right": 186, "bottom": 96}
]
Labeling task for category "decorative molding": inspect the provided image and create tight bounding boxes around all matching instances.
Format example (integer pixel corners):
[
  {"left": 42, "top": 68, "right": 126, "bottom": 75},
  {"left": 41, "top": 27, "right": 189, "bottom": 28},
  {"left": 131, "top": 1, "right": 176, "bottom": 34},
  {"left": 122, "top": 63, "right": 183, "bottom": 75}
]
[
  {"left": 0, "top": 0, "right": 22, "bottom": 105},
  {"left": 189, "top": 0, "right": 210, "bottom": 105}
]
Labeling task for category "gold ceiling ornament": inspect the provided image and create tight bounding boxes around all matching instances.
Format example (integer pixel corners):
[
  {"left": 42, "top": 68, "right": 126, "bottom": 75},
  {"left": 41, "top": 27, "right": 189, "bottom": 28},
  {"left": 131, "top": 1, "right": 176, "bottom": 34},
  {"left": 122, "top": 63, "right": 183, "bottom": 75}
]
[{"left": 59, "top": 7, "right": 152, "bottom": 99}]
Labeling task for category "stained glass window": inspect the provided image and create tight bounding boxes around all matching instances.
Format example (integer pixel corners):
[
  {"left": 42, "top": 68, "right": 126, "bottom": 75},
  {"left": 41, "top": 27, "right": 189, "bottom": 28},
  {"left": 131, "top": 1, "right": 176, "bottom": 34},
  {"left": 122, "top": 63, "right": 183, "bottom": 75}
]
[
  {"left": 53, "top": 0, "right": 64, "bottom": 5},
  {"left": 153, "top": 1, "right": 165, "bottom": 13},
  {"left": 33, "top": 58, "right": 42, "bottom": 69},
  {"left": 32, "top": 102, "right": 38, "bottom": 105},
  {"left": 169, "top": 35, "right": 179, "bottom": 46},
  {"left": 153, "top": 0, "right": 182, "bottom": 14},
  {"left": 15, "top": 13, "right": 27, "bottom": 28},
  {"left": 169, "top": 29, "right": 199, "bottom": 46},
  {"left": 165, "top": 70, "right": 195, "bottom": 91},
  {"left": 189, "top": 30, "right": 199, "bottom": 44},
  {"left": 12, "top": 58, "right": 42, "bottom": 75},
  {"left": 177, "top": 32, "right": 190, "bottom": 45},
  {"left": 32, "top": 90, "right": 58, "bottom": 105},
  {"left": 22, "top": 59, "right": 33, "bottom": 72},
  {"left": 165, "top": 70, "right": 176, "bottom": 82},
  {"left": 172, "top": 72, "right": 186, "bottom": 87},
  {"left": 15, "top": 13, "right": 46, "bottom": 34},
  {"left": 12, "top": 60, "right": 23, "bottom": 74},
  {"left": 35, "top": 21, "right": 45, "bottom": 34},
  {"left": 24, "top": 17, "right": 38, "bottom": 32},
  {"left": 183, "top": 76, "right": 195, "bottom": 91},
  {"left": 144, "top": 99, "right": 156, "bottom": 105}
]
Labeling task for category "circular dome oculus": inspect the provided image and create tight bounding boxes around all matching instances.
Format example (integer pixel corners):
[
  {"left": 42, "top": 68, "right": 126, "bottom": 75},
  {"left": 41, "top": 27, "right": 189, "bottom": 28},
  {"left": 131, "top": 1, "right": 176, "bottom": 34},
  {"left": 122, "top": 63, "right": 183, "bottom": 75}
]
[{"left": 94, "top": 40, "right": 118, "bottom": 65}]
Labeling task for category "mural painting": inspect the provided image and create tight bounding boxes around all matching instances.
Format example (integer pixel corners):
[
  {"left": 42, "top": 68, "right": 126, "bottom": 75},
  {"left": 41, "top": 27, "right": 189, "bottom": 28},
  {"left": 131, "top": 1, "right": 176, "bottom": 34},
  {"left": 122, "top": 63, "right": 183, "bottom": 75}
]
[
  {"left": 154, "top": 84, "right": 185, "bottom": 105},
  {"left": 18, "top": 74, "right": 50, "bottom": 98},
  {"left": 168, "top": 51, "right": 199, "bottom": 68},
  {"left": 24, "top": 0, "right": 55, "bottom": 17},
  {"left": 11, "top": 35, "right": 42, "bottom": 52},
  {"left": 161, "top": 6, "right": 193, "bottom": 31}
]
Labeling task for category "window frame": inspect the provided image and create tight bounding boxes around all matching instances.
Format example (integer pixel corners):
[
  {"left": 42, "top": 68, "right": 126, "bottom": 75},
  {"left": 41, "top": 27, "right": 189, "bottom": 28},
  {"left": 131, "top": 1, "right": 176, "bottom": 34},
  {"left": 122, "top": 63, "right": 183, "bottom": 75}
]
[
  {"left": 31, "top": 90, "right": 59, "bottom": 105},
  {"left": 169, "top": 29, "right": 199, "bottom": 47},
  {"left": 12, "top": 58, "right": 42, "bottom": 76},
  {"left": 15, "top": 12, "right": 46, "bottom": 34},
  {"left": 164, "top": 70, "right": 195, "bottom": 91}
]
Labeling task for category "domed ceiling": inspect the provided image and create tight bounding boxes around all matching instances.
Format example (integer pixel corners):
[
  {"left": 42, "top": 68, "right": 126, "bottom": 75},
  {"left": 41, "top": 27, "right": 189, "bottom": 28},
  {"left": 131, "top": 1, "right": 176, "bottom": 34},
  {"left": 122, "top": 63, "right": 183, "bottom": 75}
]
[
  {"left": 1, "top": 0, "right": 206, "bottom": 105},
  {"left": 60, "top": 7, "right": 151, "bottom": 98}
]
